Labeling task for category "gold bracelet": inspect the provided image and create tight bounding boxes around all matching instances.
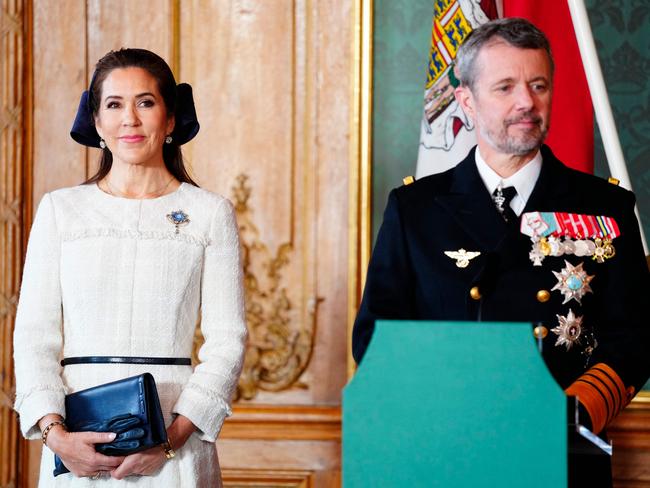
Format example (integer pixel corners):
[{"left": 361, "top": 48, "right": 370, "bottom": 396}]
[
  {"left": 162, "top": 439, "right": 176, "bottom": 459},
  {"left": 41, "top": 420, "right": 66, "bottom": 446}
]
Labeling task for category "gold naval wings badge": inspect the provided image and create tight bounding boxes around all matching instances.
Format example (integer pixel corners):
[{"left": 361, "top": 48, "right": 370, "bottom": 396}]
[{"left": 444, "top": 249, "right": 481, "bottom": 268}]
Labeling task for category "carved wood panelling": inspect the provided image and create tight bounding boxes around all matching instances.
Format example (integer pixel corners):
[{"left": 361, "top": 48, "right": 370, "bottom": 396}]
[
  {"left": 610, "top": 400, "right": 650, "bottom": 487},
  {"left": 1, "top": 1, "right": 26, "bottom": 487},
  {"left": 180, "top": 1, "right": 349, "bottom": 483},
  {"left": 31, "top": 0, "right": 86, "bottom": 204},
  {"left": 180, "top": 0, "right": 311, "bottom": 401},
  {"left": 220, "top": 405, "right": 340, "bottom": 441},
  {"left": 180, "top": 0, "right": 349, "bottom": 405},
  {"left": 86, "top": 0, "right": 172, "bottom": 58},
  {"left": 610, "top": 399, "right": 650, "bottom": 450},
  {"left": 232, "top": 174, "right": 316, "bottom": 400},
  {"left": 222, "top": 469, "right": 314, "bottom": 488},
  {"left": 217, "top": 438, "right": 340, "bottom": 487}
]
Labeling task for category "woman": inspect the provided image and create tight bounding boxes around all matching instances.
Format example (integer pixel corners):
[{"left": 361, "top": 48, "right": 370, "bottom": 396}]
[{"left": 13, "top": 48, "right": 247, "bottom": 486}]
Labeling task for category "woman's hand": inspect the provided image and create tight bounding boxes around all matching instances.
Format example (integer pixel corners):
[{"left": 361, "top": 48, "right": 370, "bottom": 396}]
[
  {"left": 46, "top": 427, "right": 125, "bottom": 477},
  {"left": 110, "top": 446, "right": 166, "bottom": 479},
  {"left": 109, "top": 414, "right": 197, "bottom": 479}
]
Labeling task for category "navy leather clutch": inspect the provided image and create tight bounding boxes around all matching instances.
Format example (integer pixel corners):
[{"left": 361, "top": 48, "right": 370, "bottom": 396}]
[{"left": 53, "top": 373, "right": 167, "bottom": 476}]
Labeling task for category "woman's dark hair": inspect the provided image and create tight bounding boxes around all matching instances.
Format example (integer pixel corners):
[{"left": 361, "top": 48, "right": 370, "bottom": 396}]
[{"left": 85, "top": 48, "right": 198, "bottom": 186}]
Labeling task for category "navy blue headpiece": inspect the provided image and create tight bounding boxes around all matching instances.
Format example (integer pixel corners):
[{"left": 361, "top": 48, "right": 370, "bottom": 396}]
[{"left": 70, "top": 73, "right": 199, "bottom": 148}]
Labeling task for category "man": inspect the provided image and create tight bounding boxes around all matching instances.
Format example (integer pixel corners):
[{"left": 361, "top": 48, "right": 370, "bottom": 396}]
[{"left": 353, "top": 18, "right": 649, "bottom": 487}]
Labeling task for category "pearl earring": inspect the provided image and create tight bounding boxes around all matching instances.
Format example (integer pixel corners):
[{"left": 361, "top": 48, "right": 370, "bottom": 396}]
[{"left": 99, "top": 139, "right": 106, "bottom": 149}]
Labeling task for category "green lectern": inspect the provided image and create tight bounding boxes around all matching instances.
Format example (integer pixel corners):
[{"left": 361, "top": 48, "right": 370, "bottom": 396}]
[{"left": 343, "top": 321, "right": 567, "bottom": 488}]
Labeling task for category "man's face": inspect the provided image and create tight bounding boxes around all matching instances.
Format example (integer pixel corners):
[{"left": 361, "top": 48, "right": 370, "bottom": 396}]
[{"left": 456, "top": 41, "right": 552, "bottom": 159}]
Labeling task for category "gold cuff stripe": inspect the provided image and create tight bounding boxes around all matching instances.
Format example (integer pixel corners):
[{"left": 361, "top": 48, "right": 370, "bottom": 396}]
[
  {"left": 565, "top": 362, "right": 630, "bottom": 434},
  {"left": 574, "top": 376, "right": 611, "bottom": 433},
  {"left": 582, "top": 372, "right": 616, "bottom": 422},
  {"left": 566, "top": 380, "right": 608, "bottom": 434},
  {"left": 587, "top": 369, "right": 621, "bottom": 419},
  {"left": 592, "top": 363, "right": 626, "bottom": 408}
]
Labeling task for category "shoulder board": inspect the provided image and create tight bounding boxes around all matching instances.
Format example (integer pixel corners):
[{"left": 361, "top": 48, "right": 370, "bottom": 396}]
[{"left": 402, "top": 176, "right": 415, "bottom": 186}]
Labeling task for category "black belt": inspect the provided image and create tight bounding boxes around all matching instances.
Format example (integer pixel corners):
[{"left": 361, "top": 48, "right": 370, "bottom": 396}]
[{"left": 61, "top": 356, "right": 192, "bottom": 366}]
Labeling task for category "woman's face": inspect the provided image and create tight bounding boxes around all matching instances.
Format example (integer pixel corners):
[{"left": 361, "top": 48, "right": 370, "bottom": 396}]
[{"left": 94, "top": 67, "right": 175, "bottom": 168}]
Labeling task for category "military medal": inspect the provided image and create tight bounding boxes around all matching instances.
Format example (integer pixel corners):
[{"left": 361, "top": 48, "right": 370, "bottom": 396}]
[
  {"left": 551, "top": 260, "right": 594, "bottom": 304},
  {"left": 444, "top": 249, "right": 481, "bottom": 268},
  {"left": 521, "top": 212, "right": 620, "bottom": 265},
  {"left": 529, "top": 243, "right": 545, "bottom": 266},
  {"left": 573, "top": 239, "right": 595, "bottom": 257},
  {"left": 552, "top": 309, "right": 599, "bottom": 363},
  {"left": 561, "top": 238, "right": 576, "bottom": 255},
  {"left": 593, "top": 237, "right": 615, "bottom": 263},
  {"left": 552, "top": 309, "right": 584, "bottom": 350},
  {"left": 548, "top": 236, "right": 563, "bottom": 256},
  {"left": 167, "top": 210, "right": 190, "bottom": 234}
]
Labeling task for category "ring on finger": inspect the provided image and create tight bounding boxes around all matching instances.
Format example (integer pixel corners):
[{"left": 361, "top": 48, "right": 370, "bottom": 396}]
[{"left": 90, "top": 471, "right": 102, "bottom": 480}]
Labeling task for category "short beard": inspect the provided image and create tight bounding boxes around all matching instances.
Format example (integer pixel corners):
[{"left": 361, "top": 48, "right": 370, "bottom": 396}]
[{"left": 480, "top": 112, "right": 548, "bottom": 156}]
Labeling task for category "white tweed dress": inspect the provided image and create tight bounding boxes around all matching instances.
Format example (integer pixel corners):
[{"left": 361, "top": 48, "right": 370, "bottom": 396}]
[{"left": 13, "top": 183, "right": 247, "bottom": 487}]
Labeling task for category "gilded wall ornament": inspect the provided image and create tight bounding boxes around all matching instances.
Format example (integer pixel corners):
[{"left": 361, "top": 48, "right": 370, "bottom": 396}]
[
  {"left": 192, "top": 175, "right": 316, "bottom": 400},
  {"left": 233, "top": 174, "right": 316, "bottom": 400}
]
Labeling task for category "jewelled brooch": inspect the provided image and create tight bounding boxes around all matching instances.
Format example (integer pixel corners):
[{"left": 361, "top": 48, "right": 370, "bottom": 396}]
[{"left": 167, "top": 210, "right": 190, "bottom": 234}]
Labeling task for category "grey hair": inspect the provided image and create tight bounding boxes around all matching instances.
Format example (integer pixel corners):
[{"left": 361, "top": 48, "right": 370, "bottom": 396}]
[{"left": 455, "top": 17, "right": 554, "bottom": 92}]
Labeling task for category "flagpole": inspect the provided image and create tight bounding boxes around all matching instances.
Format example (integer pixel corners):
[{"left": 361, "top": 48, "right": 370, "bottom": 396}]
[{"left": 567, "top": 0, "right": 648, "bottom": 254}]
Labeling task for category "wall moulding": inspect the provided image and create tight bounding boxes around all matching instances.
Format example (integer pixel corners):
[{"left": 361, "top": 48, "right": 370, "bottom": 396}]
[
  {"left": 221, "top": 468, "right": 314, "bottom": 488},
  {"left": 347, "top": 0, "right": 373, "bottom": 380},
  {"left": 609, "top": 400, "right": 650, "bottom": 450},
  {"left": 0, "top": 0, "right": 30, "bottom": 487},
  {"left": 193, "top": 173, "right": 319, "bottom": 401},
  {"left": 232, "top": 174, "right": 317, "bottom": 400},
  {"left": 220, "top": 404, "right": 341, "bottom": 441}
]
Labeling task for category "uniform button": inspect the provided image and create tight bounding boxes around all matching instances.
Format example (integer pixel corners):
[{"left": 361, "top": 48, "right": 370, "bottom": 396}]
[
  {"left": 533, "top": 325, "right": 548, "bottom": 339},
  {"left": 536, "top": 290, "right": 551, "bottom": 303},
  {"left": 469, "top": 286, "right": 481, "bottom": 300}
]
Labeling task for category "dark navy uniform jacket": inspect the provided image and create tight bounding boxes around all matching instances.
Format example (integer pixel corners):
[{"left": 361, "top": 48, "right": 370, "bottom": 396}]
[{"left": 353, "top": 145, "right": 650, "bottom": 404}]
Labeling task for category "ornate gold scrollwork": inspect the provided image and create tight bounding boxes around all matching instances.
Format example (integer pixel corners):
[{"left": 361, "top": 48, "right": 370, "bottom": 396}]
[
  {"left": 233, "top": 174, "right": 316, "bottom": 400},
  {"left": 193, "top": 174, "right": 316, "bottom": 400}
]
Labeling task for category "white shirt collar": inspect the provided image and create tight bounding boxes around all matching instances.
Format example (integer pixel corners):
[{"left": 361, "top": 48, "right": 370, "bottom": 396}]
[{"left": 475, "top": 147, "right": 543, "bottom": 215}]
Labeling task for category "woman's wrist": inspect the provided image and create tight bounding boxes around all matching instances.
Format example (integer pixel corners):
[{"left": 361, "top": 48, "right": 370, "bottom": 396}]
[
  {"left": 166, "top": 415, "right": 196, "bottom": 452},
  {"left": 39, "top": 414, "right": 66, "bottom": 449},
  {"left": 43, "top": 424, "right": 68, "bottom": 452},
  {"left": 41, "top": 420, "right": 66, "bottom": 446},
  {"left": 38, "top": 414, "right": 64, "bottom": 432}
]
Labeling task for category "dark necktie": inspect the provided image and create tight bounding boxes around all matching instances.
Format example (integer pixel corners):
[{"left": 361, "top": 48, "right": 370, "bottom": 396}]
[{"left": 492, "top": 186, "right": 518, "bottom": 224}]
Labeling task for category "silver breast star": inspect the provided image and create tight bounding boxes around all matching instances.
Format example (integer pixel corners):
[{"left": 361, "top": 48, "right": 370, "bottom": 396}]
[
  {"left": 552, "top": 309, "right": 584, "bottom": 351},
  {"left": 551, "top": 260, "right": 594, "bottom": 304}
]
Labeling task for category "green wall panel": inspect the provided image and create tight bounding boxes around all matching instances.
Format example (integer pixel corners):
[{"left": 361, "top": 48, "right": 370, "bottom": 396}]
[
  {"left": 588, "top": 0, "right": 650, "bottom": 241},
  {"left": 371, "top": 0, "right": 431, "bottom": 242}
]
